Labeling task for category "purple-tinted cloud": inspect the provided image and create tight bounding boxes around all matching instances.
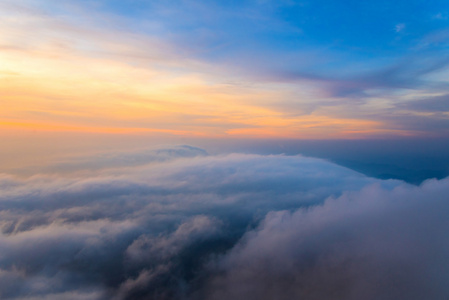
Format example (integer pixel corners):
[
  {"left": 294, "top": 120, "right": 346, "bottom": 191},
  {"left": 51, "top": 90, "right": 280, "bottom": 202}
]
[
  {"left": 0, "top": 147, "right": 447, "bottom": 299},
  {"left": 201, "top": 178, "right": 449, "bottom": 300},
  {"left": 0, "top": 147, "right": 394, "bottom": 299}
]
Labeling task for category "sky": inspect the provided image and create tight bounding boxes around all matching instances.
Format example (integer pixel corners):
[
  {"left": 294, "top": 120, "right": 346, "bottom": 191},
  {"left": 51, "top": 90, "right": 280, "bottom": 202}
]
[
  {"left": 2, "top": 1, "right": 449, "bottom": 300},
  {"left": 2, "top": 0, "right": 449, "bottom": 142}
]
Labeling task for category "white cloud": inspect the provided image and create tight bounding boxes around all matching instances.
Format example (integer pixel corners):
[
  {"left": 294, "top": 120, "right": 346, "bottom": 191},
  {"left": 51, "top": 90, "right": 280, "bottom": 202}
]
[
  {"left": 1, "top": 147, "right": 446, "bottom": 299},
  {"left": 202, "top": 178, "right": 449, "bottom": 300},
  {"left": 395, "top": 23, "right": 406, "bottom": 33},
  {"left": 433, "top": 12, "right": 448, "bottom": 20}
]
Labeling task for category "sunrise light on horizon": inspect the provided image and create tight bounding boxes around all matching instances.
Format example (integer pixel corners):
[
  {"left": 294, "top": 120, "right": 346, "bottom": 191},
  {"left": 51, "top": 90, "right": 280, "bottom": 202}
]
[{"left": 2, "top": 1, "right": 449, "bottom": 300}]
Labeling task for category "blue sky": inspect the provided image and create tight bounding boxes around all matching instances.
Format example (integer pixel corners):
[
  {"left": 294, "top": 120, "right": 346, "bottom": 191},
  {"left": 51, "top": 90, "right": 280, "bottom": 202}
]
[
  {"left": 44, "top": 0, "right": 449, "bottom": 77},
  {"left": 99, "top": 0, "right": 449, "bottom": 59},
  {"left": 2, "top": 0, "right": 449, "bottom": 139},
  {"left": 80, "top": 0, "right": 449, "bottom": 115}
]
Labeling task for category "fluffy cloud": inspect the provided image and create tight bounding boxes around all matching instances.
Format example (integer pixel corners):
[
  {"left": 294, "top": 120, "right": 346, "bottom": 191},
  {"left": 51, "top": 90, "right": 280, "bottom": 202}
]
[
  {"left": 201, "top": 178, "right": 449, "bottom": 300},
  {"left": 1, "top": 146, "right": 447, "bottom": 299}
]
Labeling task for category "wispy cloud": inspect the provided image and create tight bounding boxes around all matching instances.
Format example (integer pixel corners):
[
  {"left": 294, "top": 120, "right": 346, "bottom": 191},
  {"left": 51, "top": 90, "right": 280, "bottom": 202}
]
[
  {"left": 433, "top": 12, "right": 448, "bottom": 20},
  {"left": 395, "top": 23, "right": 406, "bottom": 32}
]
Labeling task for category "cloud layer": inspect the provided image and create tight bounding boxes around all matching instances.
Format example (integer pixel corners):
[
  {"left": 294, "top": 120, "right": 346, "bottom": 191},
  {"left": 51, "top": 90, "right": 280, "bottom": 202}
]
[
  {"left": 201, "top": 178, "right": 449, "bottom": 300},
  {"left": 0, "top": 147, "right": 448, "bottom": 299}
]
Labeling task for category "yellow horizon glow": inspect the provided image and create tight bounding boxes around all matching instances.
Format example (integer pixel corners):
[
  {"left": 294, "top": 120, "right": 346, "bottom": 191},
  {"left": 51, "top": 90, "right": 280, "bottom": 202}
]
[{"left": 0, "top": 7, "right": 410, "bottom": 140}]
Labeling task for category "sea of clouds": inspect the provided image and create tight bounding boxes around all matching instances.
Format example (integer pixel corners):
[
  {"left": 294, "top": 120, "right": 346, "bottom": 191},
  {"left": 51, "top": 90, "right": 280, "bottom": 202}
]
[{"left": 0, "top": 146, "right": 448, "bottom": 300}]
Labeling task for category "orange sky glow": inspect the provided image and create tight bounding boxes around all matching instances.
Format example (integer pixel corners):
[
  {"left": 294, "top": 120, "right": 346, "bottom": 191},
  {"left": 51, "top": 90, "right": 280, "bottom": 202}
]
[{"left": 0, "top": 2, "right": 435, "bottom": 141}]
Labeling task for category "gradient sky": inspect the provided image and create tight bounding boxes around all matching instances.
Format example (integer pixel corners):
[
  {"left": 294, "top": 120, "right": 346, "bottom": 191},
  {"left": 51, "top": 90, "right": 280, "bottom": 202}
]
[
  {"left": 3, "top": 3, "right": 449, "bottom": 299},
  {"left": 2, "top": 0, "right": 449, "bottom": 141}
]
